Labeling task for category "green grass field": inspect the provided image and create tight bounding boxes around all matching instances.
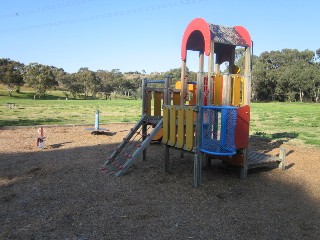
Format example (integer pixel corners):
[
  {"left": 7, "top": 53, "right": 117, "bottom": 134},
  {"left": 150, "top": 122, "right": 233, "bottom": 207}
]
[
  {"left": 250, "top": 102, "right": 320, "bottom": 146},
  {"left": 1, "top": 87, "right": 319, "bottom": 147}
]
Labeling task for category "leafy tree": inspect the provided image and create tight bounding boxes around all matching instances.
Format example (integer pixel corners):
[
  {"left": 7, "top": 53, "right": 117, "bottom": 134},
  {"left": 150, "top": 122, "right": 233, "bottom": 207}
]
[
  {"left": 59, "top": 73, "right": 83, "bottom": 99},
  {"left": 0, "top": 58, "right": 24, "bottom": 96},
  {"left": 108, "top": 69, "right": 125, "bottom": 95},
  {"left": 252, "top": 49, "right": 318, "bottom": 102},
  {"left": 75, "top": 67, "right": 100, "bottom": 99},
  {"left": 23, "top": 63, "right": 58, "bottom": 99},
  {"left": 315, "top": 48, "right": 320, "bottom": 60},
  {"left": 96, "top": 70, "right": 115, "bottom": 99},
  {"left": 51, "top": 67, "right": 67, "bottom": 87},
  {"left": 252, "top": 51, "right": 278, "bottom": 101},
  {"left": 149, "top": 67, "right": 196, "bottom": 88}
]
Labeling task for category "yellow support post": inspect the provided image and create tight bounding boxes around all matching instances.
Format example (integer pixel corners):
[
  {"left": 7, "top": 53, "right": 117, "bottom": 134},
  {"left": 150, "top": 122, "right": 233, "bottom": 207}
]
[
  {"left": 177, "top": 106, "right": 185, "bottom": 148},
  {"left": 169, "top": 106, "right": 177, "bottom": 146},
  {"left": 162, "top": 106, "right": 169, "bottom": 144},
  {"left": 185, "top": 106, "right": 194, "bottom": 151},
  {"left": 154, "top": 91, "right": 162, "bottom": 116},
  {"left": 232, "top": 75, "right": 241, "bottom": 106},
  {"left": 214, "top": 74, "right": 223, "bottom": 105}
]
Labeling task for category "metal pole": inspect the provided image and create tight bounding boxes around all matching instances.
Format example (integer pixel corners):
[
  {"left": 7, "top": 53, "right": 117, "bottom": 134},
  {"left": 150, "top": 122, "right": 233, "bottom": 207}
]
[
  {"left": 194, "top": 71, "right": 204, "bottom": 188},
  {"left": 95, "top": 110, "right": 100, "bottom": 130},
  {"left": 142, "top": 78, "right": 147, "bottom": 115},
  {"left": 240, "top": 148, "right": 248, "bottom": 179},
  {"left": 141, "top": 79, "right": 147, "bottom": 161}
]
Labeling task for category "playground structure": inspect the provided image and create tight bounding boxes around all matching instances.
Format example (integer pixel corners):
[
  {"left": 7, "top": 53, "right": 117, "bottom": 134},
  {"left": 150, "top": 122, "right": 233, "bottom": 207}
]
[{"left": 103, "top": 18, "right": 285, "bottom": 187}]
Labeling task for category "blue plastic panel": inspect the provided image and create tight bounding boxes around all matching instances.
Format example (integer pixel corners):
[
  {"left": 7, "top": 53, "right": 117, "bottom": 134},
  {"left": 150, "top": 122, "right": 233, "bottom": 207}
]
[{"left": 201, "top": 106, "right": 238, "bottom": 156}]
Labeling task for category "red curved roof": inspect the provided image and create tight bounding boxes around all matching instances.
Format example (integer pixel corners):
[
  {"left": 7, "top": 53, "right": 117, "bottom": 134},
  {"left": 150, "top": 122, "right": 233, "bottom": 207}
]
[{"left": 181, "top": 18, "right": 252, "bottom": 61}]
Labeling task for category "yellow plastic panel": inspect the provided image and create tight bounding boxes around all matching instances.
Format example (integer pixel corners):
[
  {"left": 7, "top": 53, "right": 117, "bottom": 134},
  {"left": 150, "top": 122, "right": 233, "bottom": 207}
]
[
  {"left": 162, "top": 106, "right": 169, "bottom": 144},
  {"left": 146, "top": 91, "right": 152, "bottom": 115},
  {"left": 154, "top": 91, "right": 162, "bottom": 116},
  {"left": 214, "top": 74, "right": 223, "bottom": 105},
  {"left": 185, "top": 106, "right": 194, "bottom": 151},
  {"left": 175, "top": 81, "right": 182, "bottom": 90},
  {"left": 232, "top": 75, "right": 241, "bottom": 106},
  {"left": 169, "top": 106, "right": 177, "bottom": 146},
  {"left": 177, "top": 107, "right": 185, "bottom": 148},
  {"left": 173, "top": 92, "right": 180, "bottom": 105},
  {"left": 188, "top": 83, "right": 196, "bottom": 91}
]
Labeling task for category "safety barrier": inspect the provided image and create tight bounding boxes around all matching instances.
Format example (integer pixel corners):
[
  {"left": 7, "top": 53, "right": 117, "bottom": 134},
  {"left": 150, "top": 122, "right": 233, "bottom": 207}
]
[
  {"left": 162, "top": 105, "right": 196, "bottom": 151},
  {"left": 201, "top": 106, "right": 238, "bottom": 156}
]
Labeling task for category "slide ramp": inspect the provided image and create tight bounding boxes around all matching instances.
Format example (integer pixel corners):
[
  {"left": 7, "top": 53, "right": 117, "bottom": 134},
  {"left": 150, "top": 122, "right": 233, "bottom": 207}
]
[{"left": 102, "top": 114, "right": 163, "bottom": 176}]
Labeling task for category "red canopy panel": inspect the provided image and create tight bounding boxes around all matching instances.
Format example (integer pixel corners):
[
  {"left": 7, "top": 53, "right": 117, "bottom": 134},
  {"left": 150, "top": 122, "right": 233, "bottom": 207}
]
[{"left": 181, "top": 18, "right": 251, "bottom": 61}]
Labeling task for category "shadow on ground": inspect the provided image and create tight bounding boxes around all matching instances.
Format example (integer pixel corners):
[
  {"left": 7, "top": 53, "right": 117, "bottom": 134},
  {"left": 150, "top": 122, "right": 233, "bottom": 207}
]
[{"left": 0, "top": 141, "right": 319, "bottom": 239}]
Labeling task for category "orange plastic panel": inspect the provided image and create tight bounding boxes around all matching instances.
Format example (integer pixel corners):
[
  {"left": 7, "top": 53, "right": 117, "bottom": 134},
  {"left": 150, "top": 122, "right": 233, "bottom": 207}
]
[{"left": 234, "top": 105, "right": 250, "bottom": 149}]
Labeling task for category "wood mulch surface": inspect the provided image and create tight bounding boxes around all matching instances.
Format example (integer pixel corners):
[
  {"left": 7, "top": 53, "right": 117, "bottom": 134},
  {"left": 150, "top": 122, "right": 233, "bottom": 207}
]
[{"left": 0, "top": 124, "right": 319, "bottom": 239}]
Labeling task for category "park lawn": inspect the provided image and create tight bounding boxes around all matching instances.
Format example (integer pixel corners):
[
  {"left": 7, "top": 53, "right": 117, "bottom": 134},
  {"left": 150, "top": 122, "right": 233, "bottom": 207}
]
[
  {"left": 0, "top": 88, "right": 319, "bottom": 147},
  {"left": 0, "top": 98, "right": 142, "bottom": 127},
  {"left": 250, "top": 102, "right": 320, "bottom": 147}
]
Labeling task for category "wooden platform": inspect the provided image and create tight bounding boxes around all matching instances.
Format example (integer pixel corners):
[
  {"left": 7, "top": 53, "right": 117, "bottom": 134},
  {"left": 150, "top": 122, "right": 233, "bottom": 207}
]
[
  {"left": 248, "top": 150, "right": 281, "bottom": 169},
  {"left": 207, "top": 148, "right": 286, "bottom": 179}
]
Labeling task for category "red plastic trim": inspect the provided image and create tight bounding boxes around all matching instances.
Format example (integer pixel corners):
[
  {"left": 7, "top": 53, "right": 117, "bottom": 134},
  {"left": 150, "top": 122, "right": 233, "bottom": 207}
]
[
  {"left": 233, "top": 26, "right": 252, "bottom": 47},
  {"left": 234, "top": 105, "right": 250, "bottom": 149},
  {"left": 181, "top": 18, "right": 211, "bottom": 60}
]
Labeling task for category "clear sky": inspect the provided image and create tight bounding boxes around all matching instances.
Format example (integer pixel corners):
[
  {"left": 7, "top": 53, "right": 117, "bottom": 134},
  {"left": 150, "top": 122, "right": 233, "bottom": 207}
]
[{"left": 1, "top": 0, "right": 319, "bottom": 73}]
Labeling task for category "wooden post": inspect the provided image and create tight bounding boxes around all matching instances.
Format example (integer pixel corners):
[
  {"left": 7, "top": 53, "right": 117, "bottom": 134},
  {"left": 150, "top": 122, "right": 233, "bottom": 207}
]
[
  {"left": 222, "top": 74, "right": 231, "bottom": 106},
  {"left": 215, "top": 54, "right": 221, "bottom": 74},
  {"left": 242, "top": 47, "right": 252, "bottom": 168},
  {"left": 206, "top": 42, "right": 215, "bottom": 167},
  {"left": 163, "top": 77, "right": 170, "bottom": 172},
  {"left": 207, "top": 41, "right": 214, "bottom": 106},
  {"left": 229, "top": 48, "right": 235, "bottom": 74},
  {"left": 180, "top": 60, "right": 187, "bottom": 106},
  {"left": 199, "top": 51, "right": 204, "bottom": 72},
  {"left": 278, "top": 147, "right": 286, "bottom": 171},
  {"left": 244, "top": 47, "right": 251, "bottom": 105}
]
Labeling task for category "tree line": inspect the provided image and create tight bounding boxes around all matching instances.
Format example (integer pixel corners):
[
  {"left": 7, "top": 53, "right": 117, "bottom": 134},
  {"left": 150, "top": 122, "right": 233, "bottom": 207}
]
[
  {"left": 0, "top": 48, "right": 319, "bottom": 102},
  {"left": 251, "top": 49, "right": 320, "bottom": 102}
]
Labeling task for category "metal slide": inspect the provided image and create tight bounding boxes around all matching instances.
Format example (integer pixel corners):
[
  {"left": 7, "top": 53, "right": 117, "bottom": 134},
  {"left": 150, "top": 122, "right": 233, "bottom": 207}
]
[{"left": 102, "top": 114, "right": 163, "bottom": 176}]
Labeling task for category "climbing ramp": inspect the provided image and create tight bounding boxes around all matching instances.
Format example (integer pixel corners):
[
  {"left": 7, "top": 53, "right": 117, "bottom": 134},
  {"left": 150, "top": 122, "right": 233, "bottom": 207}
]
[
  {"left": 247, "top": 150, "right": 285, "bottom": 170},
  {"left": 102, "top": 114, "right": 163, "bottom": 176}
]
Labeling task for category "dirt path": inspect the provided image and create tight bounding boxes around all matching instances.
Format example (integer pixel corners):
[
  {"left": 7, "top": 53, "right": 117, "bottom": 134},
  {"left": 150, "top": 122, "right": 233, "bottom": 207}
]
[{"left": 1, "top": 124, "right": 319, "bottom": 239}]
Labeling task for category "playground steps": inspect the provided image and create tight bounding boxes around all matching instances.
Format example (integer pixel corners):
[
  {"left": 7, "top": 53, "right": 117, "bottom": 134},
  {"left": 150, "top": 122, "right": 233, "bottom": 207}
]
[
  {"left": 248, "top": 150, "right": 283, "bottom": 169},
  {"left": 102, "top": 114, "right": 163, "bottom": 176}
]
